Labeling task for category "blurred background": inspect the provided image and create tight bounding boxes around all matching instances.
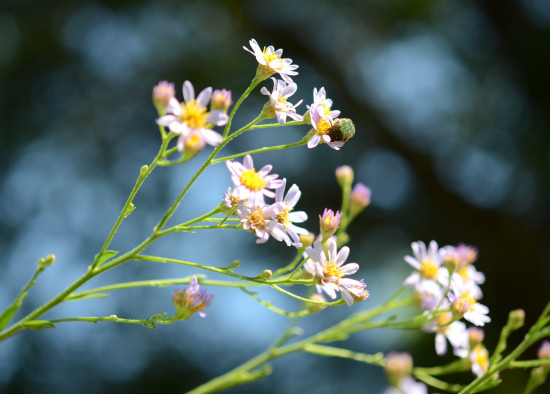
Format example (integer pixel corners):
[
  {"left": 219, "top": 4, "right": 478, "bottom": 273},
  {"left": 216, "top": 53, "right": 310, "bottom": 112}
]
[{"left": 1, "top": 0, "right": 549, "bottom": 392}]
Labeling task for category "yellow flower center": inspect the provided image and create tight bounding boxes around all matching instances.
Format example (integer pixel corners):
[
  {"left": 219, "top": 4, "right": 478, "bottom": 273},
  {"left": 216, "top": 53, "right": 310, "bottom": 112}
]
[
  {"left": 249, "top": 208, "right": 266, "bottom": 229},
  {"left": 262, "top": 46, "right": 282, "bottom": 68},
  {"left": 186, "top": 133, "right": 202, "bottom": 149},
  {"left": 322, "top": 102, "right": 332, "bottom": 116},
  {"left": 277, "top": 208, "right": 291, "bottom": 225},
  {"left": 454, "top": 293, "right": 476, "bottom": 315},
  {"left": 419, "top": 259, "right": 439, "bottom": 280},
  {"left": 323, "top": 260, "right": 344, "bottom": 279},
  {"left": 240, "top": 169, "right": 268, "bottom": 191},
  {"left": 179, "top": 100, "right": 209, "bottom": 129},
  {"left": 436, "top": 313, "right": 452, "bottom": 333},
  {"left": 316, "top": 119, "right": 331, "bottom": 135}
]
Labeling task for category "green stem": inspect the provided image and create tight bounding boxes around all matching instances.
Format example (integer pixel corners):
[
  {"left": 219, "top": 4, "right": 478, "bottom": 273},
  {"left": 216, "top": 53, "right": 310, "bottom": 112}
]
[
  {"left": 211, "top": 137, "right": 307, "bottom": 165},
  {"left": 94, "top": 133, "right": 173, "bottom": 265},
  {"left": 222, "top": 76, "right": 262, "bottom": 138}
]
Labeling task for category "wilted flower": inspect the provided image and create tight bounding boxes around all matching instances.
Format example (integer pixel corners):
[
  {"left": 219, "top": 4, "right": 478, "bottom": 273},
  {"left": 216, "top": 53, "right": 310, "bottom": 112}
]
[
  {"left": 243, "top": 38, "right": 299, "bottom": 83},
  {"left": 172, "top": 276, "right": 213, "bottom": 319},
  {"left": 226, "top": 154, "right": 284, "bottom": 206}
]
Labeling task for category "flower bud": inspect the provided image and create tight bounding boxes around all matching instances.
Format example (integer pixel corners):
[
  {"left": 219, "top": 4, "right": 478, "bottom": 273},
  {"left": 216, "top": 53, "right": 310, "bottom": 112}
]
[
  {"left": 319, "top": 208, "right": 342, "bottom": 242},
  {"left": 257, "top": 269, "right": 272, "bottom": 280},
  {"left": 211, "top": 89, "right": 232, "bottom": 113},
  {"left": 335, "top": 165, "right": 354, "bottom": 189},
  {"left": 299, "top": 232, "right": 315, "bottom": 248},
  {"left": 307, "top": 293, "right": 327, "bottom": 313},
  {"left": 384, "top": 352, "right": 413, "bottom": 388},
  {"left": 468, "top": 327, "right": 485, "bottom": 348},
  {"left": 508, "top": 309, "right": 525, "bottom": 331},
  {"left": 38, "top": 254, "right": 56, "bottom": 269},
  {"left": 349, "top": 183, "right": 371, "bottom": 217},
  {"left": 152, "top": 81, "right": 175, "bottom": 115},
  {"left": 537, "top": 340, "right": 550, "bottom": 360}
]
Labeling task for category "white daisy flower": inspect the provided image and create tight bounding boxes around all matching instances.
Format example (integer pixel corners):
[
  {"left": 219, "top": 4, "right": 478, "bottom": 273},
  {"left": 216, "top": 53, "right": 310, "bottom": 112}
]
[
  {"left": 403, "top": 241, "right": 447, "bottom": 297},
  {"left": 304, "top": 237, "right": 366, "bottom": 306},
  {"left": 273, "top": 179, "right": 308, "bottom": 247},
  {"left": 449, "top": 276, "right": 491, "bottom": 326},
  {"left": 226, "top": 154, "right": 284, "bottom": 206},
  {"left": 243, "top": 38, "right": 299, "bottom": 84},
  {"left": 307, "top": 104, "right": 344, "bottom": 150},
  {"left": 260, "top": 77, "right": 303, "bottom": 125},
  {"left": 238, "top": 201, "right": 286, "bottom": 244}
]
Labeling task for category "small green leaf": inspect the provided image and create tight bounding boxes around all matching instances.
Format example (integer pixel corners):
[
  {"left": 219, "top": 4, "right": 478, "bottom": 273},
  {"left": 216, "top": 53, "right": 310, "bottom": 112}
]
[
  {"left": 473, "top": 378, "right": 502, "bottom": 392},
  {"left": 94, "top": 250, "right": 119, "bottom": 265},
  {"left": 67, "top": 293, "right": 111, "bottom": 301},
  {"left": 0, "top": 304, "right": 21, "bottom": 331},
  {"left": 23, "top": 320, "right": 55, "bottom": 330}
]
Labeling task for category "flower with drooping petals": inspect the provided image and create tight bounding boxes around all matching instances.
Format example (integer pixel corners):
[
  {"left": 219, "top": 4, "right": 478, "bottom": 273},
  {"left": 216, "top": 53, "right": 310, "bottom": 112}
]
[
  {"left": 238, "top": 201, "right": 287, "bottom": 244},
  {"left": 172, "top": 276, "right": 213, "bottom": 319},
  {"left": 274, "top": 179, "right": 308, "bottom": 246},
  {"left": 243, "top": 38, "right": 299, "bottom": 83},
  {"left": 226, "top": 154, "right": 284, "bottom": 206},
  {"left": 307, "top": 104, "right": 344, "bottom": 150},
  {"left": 260, "top": 77, "right": 303, "bottom": 125},
  {"left": 304, "top": 237, "right": 366, "bottom": 306}
]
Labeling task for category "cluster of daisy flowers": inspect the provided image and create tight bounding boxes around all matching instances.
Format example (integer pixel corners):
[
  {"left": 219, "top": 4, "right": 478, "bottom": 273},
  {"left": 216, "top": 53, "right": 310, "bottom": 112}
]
[
  {"left": 404, "top": 240, "right": 491, "bottom": 376},
  {"left": 243, "top": 38, "right": 350, "bottom": 150},
  {"left": 154, "top": 80, "right": 231, "bottom": 158},
  {"left": 224, "top": 155, "right": 371, "bottom": 306}
]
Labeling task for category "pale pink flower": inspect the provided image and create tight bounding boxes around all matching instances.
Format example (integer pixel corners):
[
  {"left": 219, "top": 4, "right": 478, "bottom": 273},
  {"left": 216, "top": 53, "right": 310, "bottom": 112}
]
[
  {"left": 243, "top": 38, "right": 299, "bottom": 83},
  {"left": 238, "top": 201, "right": 287, "bottom": 244},
  {"left": 273, "top": 179, "right": 308, "bottom": 246},
  {"left": 307, "top": 104, "right": 344, "bottom": 150},
  {"left": 172, "top": 276, "right": 213, "bottom": 319},
  {"left": 304, "top": 237, "right": 365, "bottom": 306},
  {"left": 403, "top": 241, "right": 447, "bottom": 297},
  {"left": 226, "top": 154, "right": 284, "bottom": 206},
  {"left": 260, "top": 77, "right": 303, "bottom": 125}
]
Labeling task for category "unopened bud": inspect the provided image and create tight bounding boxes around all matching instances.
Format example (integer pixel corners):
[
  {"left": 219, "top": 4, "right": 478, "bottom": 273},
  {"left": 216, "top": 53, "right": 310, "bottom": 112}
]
[
  {"left": 211, "top": 89, "right": 232, "bottom": 113},
  {"left": 38, "top": 254, "right": 56, "bottom": 268},
  {"left": 299, "top": 232, "right": 315, "bottom": 248},
  {"left": 257, "top": 269, "right": 272, "bottom": 280},
  {"left": 319, "top": 208, "right": 342, "bottom": 242},
  {"left": 335, "top": 165, "right": 354, "bottom": 189},
  {"left": 307, "top": 293, "right": 327, "bottom": 313},
  {"left": 384, "top": 352, "right": 413, "bottom": 388},
  {"left": 349, "top": 183, "right": 371, "bottom": 217},
  {"left": 152, "top": 81, "right": 175, "bottom": 115},
  {"left": 538, "top": 340, "right": 550, "bottom": 360},
  {"left": 508, "top": 309, "right": 525, "bottom": 330}
]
